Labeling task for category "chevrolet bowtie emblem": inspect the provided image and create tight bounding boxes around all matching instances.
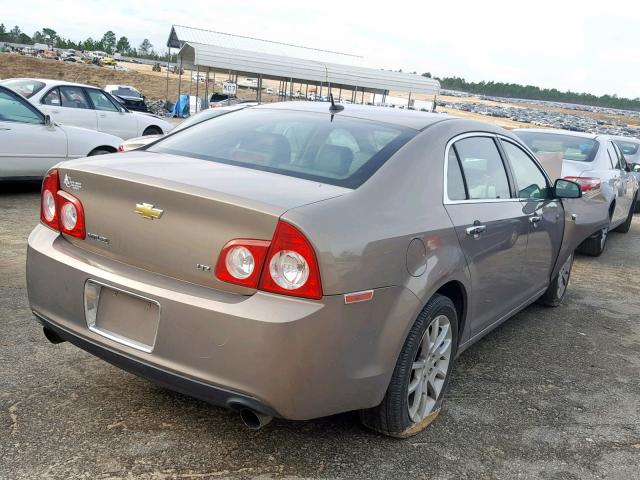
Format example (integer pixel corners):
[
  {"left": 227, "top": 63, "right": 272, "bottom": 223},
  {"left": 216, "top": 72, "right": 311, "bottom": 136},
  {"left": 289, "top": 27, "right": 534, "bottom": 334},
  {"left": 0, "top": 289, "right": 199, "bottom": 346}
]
[{"left": 135, "top": 203, "right": 164, "bottom": 220}]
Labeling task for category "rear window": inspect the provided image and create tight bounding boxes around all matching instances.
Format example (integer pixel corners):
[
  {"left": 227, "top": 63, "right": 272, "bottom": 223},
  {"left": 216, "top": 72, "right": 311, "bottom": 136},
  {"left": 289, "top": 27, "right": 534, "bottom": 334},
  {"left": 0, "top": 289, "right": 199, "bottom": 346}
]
[
  {"left": 1, "top": 79, "right": 46, "bottom": 98},
  {"left": 516, "top": 132, "right": 599, "bottom": 162},
  {"left": 148, "top": 109, "right": 416, "bottom": 188},
  {"left": 614, "top": 140, "right": 639, "bottom": 157},
  {"left": 111, "top": 87, "right": 142, "bottom": 99}
]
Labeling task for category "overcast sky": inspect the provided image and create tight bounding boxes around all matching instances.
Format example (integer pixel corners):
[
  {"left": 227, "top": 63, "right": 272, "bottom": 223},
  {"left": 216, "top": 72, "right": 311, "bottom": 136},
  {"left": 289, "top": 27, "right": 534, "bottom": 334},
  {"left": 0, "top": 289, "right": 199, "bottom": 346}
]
[{"left": 3, "top": 0, "right": 639, "bottom": 98}]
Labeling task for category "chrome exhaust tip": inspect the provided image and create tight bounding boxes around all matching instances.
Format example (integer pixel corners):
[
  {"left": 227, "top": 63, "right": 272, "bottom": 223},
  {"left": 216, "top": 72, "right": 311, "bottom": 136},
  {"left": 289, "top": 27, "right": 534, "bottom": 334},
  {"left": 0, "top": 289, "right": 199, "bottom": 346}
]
[{"left": 239, "top": 408, "right": 273, "bottom": 430}]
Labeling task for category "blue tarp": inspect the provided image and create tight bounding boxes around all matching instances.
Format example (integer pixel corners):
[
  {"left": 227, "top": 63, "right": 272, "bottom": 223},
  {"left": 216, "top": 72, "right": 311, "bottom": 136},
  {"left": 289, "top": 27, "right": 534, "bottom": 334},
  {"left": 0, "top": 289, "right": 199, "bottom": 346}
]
[{"left": 171, "top": 95, "right": 189, "bottom": 117}]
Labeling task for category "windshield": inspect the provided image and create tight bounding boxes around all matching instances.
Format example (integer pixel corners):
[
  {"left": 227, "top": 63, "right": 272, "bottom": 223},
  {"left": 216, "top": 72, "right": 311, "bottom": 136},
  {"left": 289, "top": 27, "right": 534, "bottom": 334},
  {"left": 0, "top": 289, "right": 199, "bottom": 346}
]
[
  {"left": 516, "top": 132, "right": 599, "bottom": 162},
  {"left": 1, "top": 79, "right": 46, "bottom": 99},
  {"left": 148, "top": 109, "right": 416, "bottom": 188},
  {"left": 613, "top": 140, "right": 639, "bottom": 157},
  {"left": 111, "top": 87, "right": 142, "bottom": 99}
]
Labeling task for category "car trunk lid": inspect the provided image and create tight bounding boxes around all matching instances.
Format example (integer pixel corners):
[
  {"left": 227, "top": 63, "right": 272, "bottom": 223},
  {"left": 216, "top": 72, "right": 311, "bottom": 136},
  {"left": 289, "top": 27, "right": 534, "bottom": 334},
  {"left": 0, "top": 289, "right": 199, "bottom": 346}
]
[{"left": 57, "top": 152, "right": 348, "bottom": 294}]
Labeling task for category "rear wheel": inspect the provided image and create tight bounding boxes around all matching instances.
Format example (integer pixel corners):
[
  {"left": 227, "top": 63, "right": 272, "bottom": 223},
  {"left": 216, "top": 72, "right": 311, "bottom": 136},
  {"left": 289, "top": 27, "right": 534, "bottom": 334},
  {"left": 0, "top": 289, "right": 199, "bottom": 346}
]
[
  {"left": 360, "top": 294, "right": 458, "bottom": 437},
  {"left": 539, "top": 252, "right": 573, "bottom": 307},
  {"left": 143, "top": 126, "right": 162, "bottom": 136},
  {"left": 576, "top": 227, "right": 607, "bottom": 257},
  {"left": 614, "top": 196, "right": 636, "bottom": 233}
]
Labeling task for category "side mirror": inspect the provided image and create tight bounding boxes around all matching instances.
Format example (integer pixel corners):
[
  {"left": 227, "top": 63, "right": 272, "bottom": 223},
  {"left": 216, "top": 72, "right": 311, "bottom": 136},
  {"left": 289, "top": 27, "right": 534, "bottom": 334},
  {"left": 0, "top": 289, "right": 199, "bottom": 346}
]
[
  {"left": 120, "top": 107, "right": 127, "bottom": 114},
  {"left": 554, "top": 178, "right": 582, "bottom": 199},
  {"left": 633, "top": 164, "right": 640, "bottom": 172},
  {"left": 624, "top": 162, "right": 631, "bottom": 172},
  {"left": 44, "top": 114, "right": 54, "bottom": 127}
]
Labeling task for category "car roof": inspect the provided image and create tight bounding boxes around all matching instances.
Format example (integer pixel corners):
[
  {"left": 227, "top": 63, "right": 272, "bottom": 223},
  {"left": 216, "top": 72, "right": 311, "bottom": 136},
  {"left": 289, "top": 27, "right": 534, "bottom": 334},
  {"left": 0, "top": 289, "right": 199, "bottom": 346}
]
[
  {"left": 254, "top": 101, "right": 447, "bottom": 130},
  {"left": 5, "top": 77, "right": 95, "bottom": 89},
  {"left": 514, "top": 128, "right": 598, "bottom": 140},
  {"left": 609, "top": 135, "right": 640, "bottom": 143}
]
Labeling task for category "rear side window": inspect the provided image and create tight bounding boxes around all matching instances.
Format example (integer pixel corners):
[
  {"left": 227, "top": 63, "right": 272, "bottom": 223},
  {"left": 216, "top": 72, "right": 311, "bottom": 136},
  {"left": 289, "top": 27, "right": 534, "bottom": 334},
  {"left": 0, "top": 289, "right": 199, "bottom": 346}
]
[
  {"left": 148, "top": 109, "right": 416, "bottom": 188},
  {"left": 446, "top": 149, "right": 467, "bottom": 201},
  {"left": 42, "top": 88, "right": 61, "bottom": 106},
  {"left": 453, "top": 137, "right": 511, "bottom": 200},
  {"left": 59, "top": 86, "right": 90, "bottom": 109}
]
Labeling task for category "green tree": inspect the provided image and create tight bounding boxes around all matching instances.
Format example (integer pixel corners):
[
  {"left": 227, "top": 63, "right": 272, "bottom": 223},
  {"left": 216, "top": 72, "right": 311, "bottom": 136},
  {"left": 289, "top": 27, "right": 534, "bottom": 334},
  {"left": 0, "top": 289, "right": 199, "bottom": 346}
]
[
  {"left": 42, "top": 27, "right": 57, "bottom": 48},
  {"left": 32, "top": 30, "right": 45, "bottom": 43},
  {"left": 115, "top": 35, "right": 130, "bottom": 53},
  {"left": 82, "top": 37, "right": 95, "bottom": 51},
  {"left": 139, "top": 38, "right": 152, "bottom": 55},
  {"left": 421, "top": 72, "right": 432, "bottom": 78},
  {"left": 101, "top": 30, "right": 116, "bottom": 53}
]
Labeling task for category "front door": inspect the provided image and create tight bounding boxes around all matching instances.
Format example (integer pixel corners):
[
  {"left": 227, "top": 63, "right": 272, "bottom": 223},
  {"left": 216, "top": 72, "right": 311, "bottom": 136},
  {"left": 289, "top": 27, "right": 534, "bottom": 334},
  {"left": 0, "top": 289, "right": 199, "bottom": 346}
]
[
  {"left": 499, "top": 139, "right": 563, "bottom": 295},
  {"left": 85, "top": 88, "right": 137, "bottom": 139},
  {"left": 0, "top": 88, "right": 67, "bottom": 178},
  {"left": 444, "top": 135, "right": 530, "bottom": 336}
]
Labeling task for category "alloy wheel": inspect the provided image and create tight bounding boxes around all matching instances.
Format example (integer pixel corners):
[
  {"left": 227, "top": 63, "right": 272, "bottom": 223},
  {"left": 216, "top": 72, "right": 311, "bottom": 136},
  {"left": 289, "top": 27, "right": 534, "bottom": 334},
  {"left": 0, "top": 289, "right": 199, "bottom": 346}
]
[{"left": 407, "top": 314, "right": 452, "bottom": 423}]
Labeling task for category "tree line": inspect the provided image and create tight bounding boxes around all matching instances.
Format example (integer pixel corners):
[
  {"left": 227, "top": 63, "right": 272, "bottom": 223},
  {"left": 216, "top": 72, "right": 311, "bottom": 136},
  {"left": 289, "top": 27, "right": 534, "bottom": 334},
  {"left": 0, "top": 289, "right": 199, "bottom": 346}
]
[
  {"left": 0, "top": 23, "right": 175, "bottom": 62},
  {"left": 424, "top": 74, "right": 640, "bottom": 112}
]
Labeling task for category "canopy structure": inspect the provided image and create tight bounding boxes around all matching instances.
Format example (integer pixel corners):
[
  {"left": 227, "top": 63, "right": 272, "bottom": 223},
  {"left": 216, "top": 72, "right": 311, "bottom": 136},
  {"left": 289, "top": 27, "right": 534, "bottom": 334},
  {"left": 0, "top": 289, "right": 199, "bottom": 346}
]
[{"left": 166, "top": 25, "right": 440, "bottom": 107}]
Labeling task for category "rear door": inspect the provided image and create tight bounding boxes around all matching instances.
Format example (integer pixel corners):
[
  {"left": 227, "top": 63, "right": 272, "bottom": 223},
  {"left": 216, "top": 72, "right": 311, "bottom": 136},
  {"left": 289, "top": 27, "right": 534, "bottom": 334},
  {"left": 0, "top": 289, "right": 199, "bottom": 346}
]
[
  {"left": 499, "top": 138, "right": 563, "bottom": 295},
  {"left": 85, "top": 88, "right": 137, "bottom": 139},
  {"left": 444, "top": 134, "right": 530, "bottom": 336},
  {"left": 611, "top": 142, "right": 635, "bottom": 215},
  {"left": 40, "top": 86, "right": 98, "bottom": 131},
  {"left": 605, "top": 141, "right": 628, "bottom": 223}
]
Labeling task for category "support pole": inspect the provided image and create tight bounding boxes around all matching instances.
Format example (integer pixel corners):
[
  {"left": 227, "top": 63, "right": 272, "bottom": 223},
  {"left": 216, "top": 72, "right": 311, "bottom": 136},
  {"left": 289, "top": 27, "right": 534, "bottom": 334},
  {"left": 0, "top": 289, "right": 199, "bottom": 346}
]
[
  {"left": 361, "top": 88, "right": 364, "bottom": 104},
  {"left": 176, "top": 56, "right": 183, "bottom": 117},
  {"left": 195, "top": 65, "right": 200, "bottom": 113},
  {"left": 165, "top": 47, "right": 170, "bottom": 106},
  {"left": 204, "top": 69, "right": 209, "bottom": 108},
  {"left": 257, "top": 74, "right": 262, "bottom": 102},
  {"left": 408, "top": 92, "right": 412, "bottom": 108}
]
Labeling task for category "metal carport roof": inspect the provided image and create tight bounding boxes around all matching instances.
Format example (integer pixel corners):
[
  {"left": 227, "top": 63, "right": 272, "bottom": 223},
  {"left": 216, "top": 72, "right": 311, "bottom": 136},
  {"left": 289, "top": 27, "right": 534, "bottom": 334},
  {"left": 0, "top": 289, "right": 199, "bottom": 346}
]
[{"left": 170, "top": 26, "right": 440, "bottom": 96}]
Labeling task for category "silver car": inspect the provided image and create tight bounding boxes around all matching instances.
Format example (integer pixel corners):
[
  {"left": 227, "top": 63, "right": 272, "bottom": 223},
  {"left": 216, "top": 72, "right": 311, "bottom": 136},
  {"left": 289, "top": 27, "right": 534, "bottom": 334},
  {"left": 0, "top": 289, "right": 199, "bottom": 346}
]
[
  {"left": 27, "top": 103, "right": 584, "bottom": 437},
  {"left": 612, "top": 135, "right": 640, "bottom": 211},
  {"left": 516, "top": 129, "right": 638, "bottom": 256}
]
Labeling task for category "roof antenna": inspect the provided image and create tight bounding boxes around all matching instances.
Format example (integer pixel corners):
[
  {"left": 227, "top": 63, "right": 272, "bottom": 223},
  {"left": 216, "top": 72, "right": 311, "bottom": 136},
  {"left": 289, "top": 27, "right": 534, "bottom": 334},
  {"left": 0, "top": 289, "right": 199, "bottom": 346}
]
[{"left": 329, "top": 93, "right": 344, "bottom": 113}]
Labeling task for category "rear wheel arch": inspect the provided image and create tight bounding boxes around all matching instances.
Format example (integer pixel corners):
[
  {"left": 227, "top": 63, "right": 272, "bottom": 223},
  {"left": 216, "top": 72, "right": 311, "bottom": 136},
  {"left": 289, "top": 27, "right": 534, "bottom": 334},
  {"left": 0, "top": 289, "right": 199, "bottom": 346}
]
[{"left": 433, "top": 281, "right": 467, "bottom": 343}]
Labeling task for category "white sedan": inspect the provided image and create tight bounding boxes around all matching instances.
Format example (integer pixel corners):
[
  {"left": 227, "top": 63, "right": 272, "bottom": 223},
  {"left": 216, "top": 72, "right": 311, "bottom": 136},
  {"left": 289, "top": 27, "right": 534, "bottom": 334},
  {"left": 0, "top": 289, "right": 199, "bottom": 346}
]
[
  {"left": 0, "top": 78, "right": 173, "bottom": 140},
  {"left": 0, "top": 85, "right": 121, "bottom": 181}
]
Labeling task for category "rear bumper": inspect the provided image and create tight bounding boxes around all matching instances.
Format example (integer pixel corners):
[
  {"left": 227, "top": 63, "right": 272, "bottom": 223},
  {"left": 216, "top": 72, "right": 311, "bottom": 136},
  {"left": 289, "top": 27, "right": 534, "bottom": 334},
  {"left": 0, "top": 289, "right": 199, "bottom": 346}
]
[
  {"left": 26, "top": 225, "right": 421, "bottom": 420},
  {"left": 34, "top": 311, "right": 278, "bottom": 417}
]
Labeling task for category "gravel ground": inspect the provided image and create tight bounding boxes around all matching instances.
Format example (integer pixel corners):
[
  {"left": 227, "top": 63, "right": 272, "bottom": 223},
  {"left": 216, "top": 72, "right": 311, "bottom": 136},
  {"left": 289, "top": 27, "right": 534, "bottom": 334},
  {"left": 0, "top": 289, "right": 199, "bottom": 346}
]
[{"left": 1, "top": 183, "right": 639, "bottom": 480}]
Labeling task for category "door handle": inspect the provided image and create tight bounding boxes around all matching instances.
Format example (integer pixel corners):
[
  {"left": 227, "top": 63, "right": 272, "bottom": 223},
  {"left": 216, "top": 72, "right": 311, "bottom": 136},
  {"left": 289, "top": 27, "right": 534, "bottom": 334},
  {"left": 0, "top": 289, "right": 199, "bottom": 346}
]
[
  {"left": 99, "top": 114, "right": 107, "bottom": 118},
  {"left": 466, "top": 225, "right": 486, "bottom": 237},
  {"left": 529, "top": 215, "right": 541, "bottom": 224},
  {"left": 0, "top": 126, "right": 11, "bottom": 131},
  {"left": 51, "top": 110, "right": 60, "bottom": 114}
]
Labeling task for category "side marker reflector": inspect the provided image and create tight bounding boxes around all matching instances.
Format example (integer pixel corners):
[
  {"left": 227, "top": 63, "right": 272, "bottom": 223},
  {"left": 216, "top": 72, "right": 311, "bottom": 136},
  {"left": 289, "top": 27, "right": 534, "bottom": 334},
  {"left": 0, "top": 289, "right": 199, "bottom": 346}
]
[{"left": 344, "top": 290, "right": 374, "bottom": 304}]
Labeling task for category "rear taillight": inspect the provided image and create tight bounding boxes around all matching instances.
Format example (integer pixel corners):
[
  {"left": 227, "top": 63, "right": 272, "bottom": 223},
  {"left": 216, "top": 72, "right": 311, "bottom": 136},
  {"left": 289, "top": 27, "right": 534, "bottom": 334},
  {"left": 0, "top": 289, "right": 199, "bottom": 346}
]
[
  {"left": 41, "top": 169, "right": 60, "bottom": 230},
  {"left": 259, "top": 221, "right": 323, "bottom": 300},
  {"left": 215, "top": 221, "right": 323, "bottom": 300},
  {"left": 564, "top": 176, "right": 601, "bottom": 192},
  {"left": 215, "top": 239, "right": 270, "bottom": 288},
  {"left": 40, "top": 169, "right": 86, "bottom": 239},
  {"left": 117, "top": 145, "right": 125, "bottom": 152}
]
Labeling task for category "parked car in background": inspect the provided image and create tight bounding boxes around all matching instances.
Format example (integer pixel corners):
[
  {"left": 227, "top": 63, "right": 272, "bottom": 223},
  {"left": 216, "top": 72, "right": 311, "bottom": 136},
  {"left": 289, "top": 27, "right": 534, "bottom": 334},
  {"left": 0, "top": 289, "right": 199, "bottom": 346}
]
[
  {"left": 28, "top": 103, "right": 585, "bottom": 437},
  {"left": 515, "top": 129, "right": 638, "bottom": 256},
  {"left": 0, "top": 86, "right": 120, "bottom": 181},
  {"left": 118, "top": 103, "right": 257, "bottom": 152},
  {"left": 104, "top": 84, "right": 148, "bottom": 112},
  {"left": 612, "top": 136, "right": 640, "bottom": 211},
  {"left": 0, "top": 78, "right": 173, "bottom": 140}
]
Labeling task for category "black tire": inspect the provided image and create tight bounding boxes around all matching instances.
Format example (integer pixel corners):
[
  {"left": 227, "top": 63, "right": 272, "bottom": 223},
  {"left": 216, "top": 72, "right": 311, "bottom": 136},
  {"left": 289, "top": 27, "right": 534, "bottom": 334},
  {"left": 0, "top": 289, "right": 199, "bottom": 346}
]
[
  {"left": 576, "top": 227, "right": 607, "bottom": 257},
  {"left": 614, "top": 196, "right": 636, "bottom": 233},
  {"left": 88, "top": 148, "right": 113, "bottom": 156},
  {"left": 538, "top": 252, "right": 574, "bottom": 307},
  {"left": 360, "top": 294, "right": 459, "bottom": 438},
  {"left": 143, "top": 126, "right": 162, "bottom": 136}
]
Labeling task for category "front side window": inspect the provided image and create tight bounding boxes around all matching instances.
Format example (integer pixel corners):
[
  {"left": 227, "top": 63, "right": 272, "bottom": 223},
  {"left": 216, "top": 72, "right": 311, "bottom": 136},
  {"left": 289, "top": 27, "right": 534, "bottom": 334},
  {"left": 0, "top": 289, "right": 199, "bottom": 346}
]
[
  {"left": 148, "top": 109, "right": 416, "bottom": 188},
  {"left": 501, "top": 140, "right": 549, "bottom": 199},
  {"left": 453, "top": 136, "right": 511, "bottom": 200},
  {"left": 59, "top": 86, "right": 90, "bottom": 109},
  {"left": 0, "top": 89, "right": 43, "bottom": 124},
  {"left": 611, "top": 142, "right": 626, "bottom": 170},
  {"left": 85, "top": 89, "right": 119, "bottom": 112}
]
